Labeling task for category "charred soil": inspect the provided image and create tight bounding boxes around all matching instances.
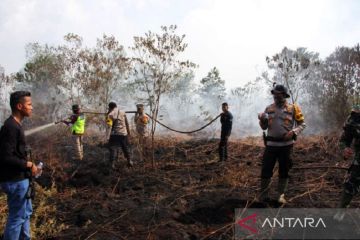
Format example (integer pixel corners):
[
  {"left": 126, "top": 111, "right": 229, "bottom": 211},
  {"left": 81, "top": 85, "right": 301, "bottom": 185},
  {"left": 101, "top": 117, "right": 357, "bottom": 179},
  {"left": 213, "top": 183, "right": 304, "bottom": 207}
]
[{"left": 1, "top": 129, "right": 355, "bottom": 240}]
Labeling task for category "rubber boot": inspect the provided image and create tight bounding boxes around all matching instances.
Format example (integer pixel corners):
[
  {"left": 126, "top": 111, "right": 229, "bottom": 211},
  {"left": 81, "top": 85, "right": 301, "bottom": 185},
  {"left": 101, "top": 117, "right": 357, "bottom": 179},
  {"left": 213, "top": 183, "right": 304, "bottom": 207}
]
[
  {"left": 338, "top": 191, "right": 353, "bottom": 208},
  {"left": 278, "top": 178, "right": 289, "bottom": 204},
  {"left": 334, "top": 191, "right": 353, "bottom": 221},
  {"left": 259, "top": 178, "right": 271, "bottom": 201}
]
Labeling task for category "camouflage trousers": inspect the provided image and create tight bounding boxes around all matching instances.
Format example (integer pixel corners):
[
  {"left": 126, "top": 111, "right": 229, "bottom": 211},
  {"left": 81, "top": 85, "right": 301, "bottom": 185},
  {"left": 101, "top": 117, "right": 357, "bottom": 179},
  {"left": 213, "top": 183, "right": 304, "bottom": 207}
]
[
  {"left": 72, "top": 135, "right": 83, "bottom": 161},
  {"left": 344, "top": 156, "right": 360, "bottom": 196},
  {"left": 137, "top": 135, "right": 148, "bottom": 161}
]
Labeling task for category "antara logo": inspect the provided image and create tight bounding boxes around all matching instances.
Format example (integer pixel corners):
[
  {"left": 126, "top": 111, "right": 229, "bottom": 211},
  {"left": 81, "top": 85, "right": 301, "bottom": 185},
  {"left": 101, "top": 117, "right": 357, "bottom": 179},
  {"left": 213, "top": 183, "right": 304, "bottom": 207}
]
[
  {"left": 237, "top": 213, "right": 326, "bottom": 234},
  {"left": 237, "top": 213, "right": 258, "bottom": 234},
  {"left": 237, "top": 213, "right": 327, "bottom": 234},
  {"left": 261, "top": 217, "right": 327, "bottom": 228}
]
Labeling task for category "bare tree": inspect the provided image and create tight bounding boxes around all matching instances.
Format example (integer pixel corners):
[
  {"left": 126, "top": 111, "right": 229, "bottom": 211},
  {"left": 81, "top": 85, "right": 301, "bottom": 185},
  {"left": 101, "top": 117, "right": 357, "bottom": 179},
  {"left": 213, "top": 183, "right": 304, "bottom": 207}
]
[
  {"left": 130, "top": 25, "right": 196, "bottom": 167},
  {"left": 77, "top": 34, "right": 130, "bottom": 111},
  {"left": 320, "top": 44, "right": 360, "bottom": 127},
  {"left": 58, "top": 33, "right": 84, "bottom": 104},
  {"left": 263, "top": 47, "right": 321, "bottom": 103}
]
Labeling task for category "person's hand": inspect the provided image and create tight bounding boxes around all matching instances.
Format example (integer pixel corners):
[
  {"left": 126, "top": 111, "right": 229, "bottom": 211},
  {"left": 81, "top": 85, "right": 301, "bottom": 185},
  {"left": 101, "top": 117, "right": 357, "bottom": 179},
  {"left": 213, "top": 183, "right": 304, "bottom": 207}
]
[
  {"left": 27, "top": 162, "right": 38, "bottom": 176},
  {"left": 258, "top": 113, "right": 266, "bottom": 120},
  {"left": 283, "top": 131, "right": 295, "bottom": 141},
  {"left": 344, "top": 147, "right": 354, "bottom": 160}
]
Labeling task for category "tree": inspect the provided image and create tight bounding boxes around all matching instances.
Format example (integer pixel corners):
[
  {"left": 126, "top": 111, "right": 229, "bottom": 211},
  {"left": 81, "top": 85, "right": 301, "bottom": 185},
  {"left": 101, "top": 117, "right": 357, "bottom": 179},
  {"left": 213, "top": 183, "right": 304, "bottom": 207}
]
[
  {"left": 320, "top": 44, "right": 360, "bottom": 127},
  {"left": 198, "top": 67, "right": 226, "bottom": 101},
  {"left": 130, "top": 25, "right": 196, "bottom": 166},
  {"left": 15, "top": 43, "right": 67, "bottom": 123},
  {"left": 197, "top": 67, "right": 226, "bottom": 125},
  {"left": 58, "top": 33, "right": 84, "bottom": 104},
  {"left": 77, "top": 35, "right": 130, "bottom": 111},
  {"left": 263, "top": 47, "right": 321, "bottom": 103},
  {"left": 0, "top": 65, "right": 15, "bottom": 122}
]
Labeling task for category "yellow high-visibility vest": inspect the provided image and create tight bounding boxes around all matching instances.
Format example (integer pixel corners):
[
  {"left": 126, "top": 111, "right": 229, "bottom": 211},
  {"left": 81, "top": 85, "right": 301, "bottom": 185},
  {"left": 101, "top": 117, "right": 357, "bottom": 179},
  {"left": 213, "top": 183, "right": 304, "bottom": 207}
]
[{"left": 72, "top": 114, "right": 85, "bottom": 134}]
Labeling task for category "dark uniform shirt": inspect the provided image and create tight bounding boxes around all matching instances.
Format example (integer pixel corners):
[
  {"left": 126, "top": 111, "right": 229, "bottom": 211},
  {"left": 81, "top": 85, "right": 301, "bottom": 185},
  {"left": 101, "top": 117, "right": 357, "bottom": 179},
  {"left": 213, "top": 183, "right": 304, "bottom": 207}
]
[
  {"left": 220, "top": 111, "right": 233, "bottom": 137},
  {"left": 0, "top": 116, "right": 28, "bottom": 182}
]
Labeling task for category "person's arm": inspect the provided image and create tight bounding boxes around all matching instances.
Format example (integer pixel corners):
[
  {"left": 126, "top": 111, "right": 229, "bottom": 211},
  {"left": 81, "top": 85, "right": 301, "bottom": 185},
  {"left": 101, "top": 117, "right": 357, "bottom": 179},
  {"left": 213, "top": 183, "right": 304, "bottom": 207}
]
[
  {"left": 340, "top": 121, "right": 353, "bottom": 149},
  {"left": 134, "top": 113, "right": 139, "bottom": 123},
  {"left": 227, "top": 113, "right": 233, "bottom": 136},
  {"left": 292, "top": 121, "right": 307, "bottom": 136},
  {"left": 125, "top": 115, "right": 131, "bottom": 137},
  {"left": 292, "top": 104, "right": 306, "bottom": 136},
  {"left": 108, "top": 111, "right": 115, "bottom": 121},
  {"left": 62, "top": 115, "right": 77, "bottom": 125},
  {"left": 339, "top": 120, "right": 354, "bottom": 159},
  {"left": 1, "top": 126, "right": 28, "bottom": 171},
  {"left": 259, "top": 108, "right": 269, "bottom": 130}
]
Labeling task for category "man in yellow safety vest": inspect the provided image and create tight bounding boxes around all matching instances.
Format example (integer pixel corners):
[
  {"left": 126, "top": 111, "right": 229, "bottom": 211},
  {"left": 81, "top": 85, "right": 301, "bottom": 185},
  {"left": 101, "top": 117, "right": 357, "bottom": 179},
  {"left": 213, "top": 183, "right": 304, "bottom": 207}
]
[{"left": 62, "top": 104, "right": 86, "bottom": 161}]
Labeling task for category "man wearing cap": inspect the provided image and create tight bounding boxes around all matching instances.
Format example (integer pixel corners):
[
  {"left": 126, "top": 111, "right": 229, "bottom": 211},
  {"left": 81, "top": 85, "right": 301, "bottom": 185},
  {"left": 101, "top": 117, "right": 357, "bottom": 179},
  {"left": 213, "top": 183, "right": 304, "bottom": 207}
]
[
  {"left": 62, "top": 104, "right": 86, "bottom": 161},
  {"left": 107, "top": 102, "right": 133, "bottom": 167},
  {"left": 258, "top": 84, "right": 306, "bottom": 203},
  {"left": 134, "top": 104, "right": 149, "bottom": 161},
  {"left": 334, "top": 105, "right": 360, "bottom": 220}
]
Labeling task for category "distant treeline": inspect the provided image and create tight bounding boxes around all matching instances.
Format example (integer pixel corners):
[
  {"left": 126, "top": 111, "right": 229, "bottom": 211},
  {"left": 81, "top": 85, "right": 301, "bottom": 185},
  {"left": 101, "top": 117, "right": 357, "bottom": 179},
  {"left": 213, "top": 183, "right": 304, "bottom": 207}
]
[{"left": 0, "top": 25, "right": 359, "bottom": 135}]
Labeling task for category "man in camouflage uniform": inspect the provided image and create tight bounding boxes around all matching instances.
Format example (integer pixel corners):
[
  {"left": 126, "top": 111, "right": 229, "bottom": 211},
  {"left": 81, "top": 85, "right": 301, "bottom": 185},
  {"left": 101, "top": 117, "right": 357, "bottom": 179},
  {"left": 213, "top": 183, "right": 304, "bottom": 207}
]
[
  {"left": 134, "top": 104, "right": 149, "bottom": 161},
  {"left": 258, "top": 85, "right": 306, "bottom": 203},
  {"left": 334, "top": 105, "right": 360, "bottom": 220}
]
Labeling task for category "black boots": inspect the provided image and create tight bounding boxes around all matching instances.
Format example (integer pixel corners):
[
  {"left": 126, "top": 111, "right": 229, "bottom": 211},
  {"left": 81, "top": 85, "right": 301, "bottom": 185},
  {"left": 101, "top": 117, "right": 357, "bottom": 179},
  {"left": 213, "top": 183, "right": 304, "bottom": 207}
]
[
  {"left": 259, "top": 178, "right": 289, "bottom": 203},
  {"left": 334, "top": 191, "right": 353, "bottom": 221},
  {"left": 259, "top": 178, "right": 271, "bottom": 201}
]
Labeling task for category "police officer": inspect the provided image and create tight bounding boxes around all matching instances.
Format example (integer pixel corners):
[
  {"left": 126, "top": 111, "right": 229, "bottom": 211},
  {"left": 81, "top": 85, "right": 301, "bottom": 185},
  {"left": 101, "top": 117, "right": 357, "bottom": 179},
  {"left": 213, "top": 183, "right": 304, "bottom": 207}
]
[
  {"left": 258, "top": 85, "right": 306, "bottom": 203},
  {"left": 107, "top": 102, "right": 133, "bottom": 167}
]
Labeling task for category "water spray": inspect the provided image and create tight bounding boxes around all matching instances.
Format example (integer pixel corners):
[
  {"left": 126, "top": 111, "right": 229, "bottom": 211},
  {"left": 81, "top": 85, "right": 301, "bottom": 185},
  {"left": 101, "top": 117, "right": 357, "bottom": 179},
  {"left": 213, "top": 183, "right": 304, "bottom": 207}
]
[{"left": 24, "top": 122, "right": 57, "bottom": 137}]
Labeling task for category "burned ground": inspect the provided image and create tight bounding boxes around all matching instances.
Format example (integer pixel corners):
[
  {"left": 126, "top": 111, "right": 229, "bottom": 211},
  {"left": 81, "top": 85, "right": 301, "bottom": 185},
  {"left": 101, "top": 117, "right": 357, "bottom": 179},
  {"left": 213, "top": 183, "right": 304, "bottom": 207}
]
[{"left": 0, "top": 128, "right": 356, "bottom": 240}]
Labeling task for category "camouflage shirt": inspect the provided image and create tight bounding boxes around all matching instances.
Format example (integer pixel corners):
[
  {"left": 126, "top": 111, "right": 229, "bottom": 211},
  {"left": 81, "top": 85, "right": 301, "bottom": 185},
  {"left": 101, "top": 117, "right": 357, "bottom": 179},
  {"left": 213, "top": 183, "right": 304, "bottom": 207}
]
[
  {"left": 340, "top": 114, "right": 360, "bottom": 164},
  {"left": 134, "top": 113, "right": 149, "bottom": 137}
]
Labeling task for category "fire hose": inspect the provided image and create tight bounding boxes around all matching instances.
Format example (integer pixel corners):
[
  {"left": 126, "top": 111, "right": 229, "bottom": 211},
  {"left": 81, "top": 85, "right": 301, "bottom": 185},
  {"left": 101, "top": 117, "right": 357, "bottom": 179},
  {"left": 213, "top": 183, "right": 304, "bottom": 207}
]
[
  {"left": 58, "top": 111, "right": 221, "bottom": 134},
  {"left": 145, "top": 113, "right": 221, "bottom": 134}
]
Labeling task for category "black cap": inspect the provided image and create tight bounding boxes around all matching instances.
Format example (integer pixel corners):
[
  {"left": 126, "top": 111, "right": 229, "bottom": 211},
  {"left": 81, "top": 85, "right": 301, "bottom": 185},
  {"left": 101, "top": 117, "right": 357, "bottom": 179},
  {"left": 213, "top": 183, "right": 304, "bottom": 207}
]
[
  {"left": 271, "top": 85, "right": 290, "bottom": 98},
  {"left": 108, "top": 102, "right": 117, "bottom": 109},
  {"left": 72, "top": 104, "right": 80, "bottom": 111}
]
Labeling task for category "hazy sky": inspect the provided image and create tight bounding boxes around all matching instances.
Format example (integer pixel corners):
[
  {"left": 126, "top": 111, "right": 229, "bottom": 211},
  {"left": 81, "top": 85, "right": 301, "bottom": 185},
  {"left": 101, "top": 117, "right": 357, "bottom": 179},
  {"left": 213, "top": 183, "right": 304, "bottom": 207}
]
[{"left": 0, "top": 0, "right": 359, "bottom": 89}]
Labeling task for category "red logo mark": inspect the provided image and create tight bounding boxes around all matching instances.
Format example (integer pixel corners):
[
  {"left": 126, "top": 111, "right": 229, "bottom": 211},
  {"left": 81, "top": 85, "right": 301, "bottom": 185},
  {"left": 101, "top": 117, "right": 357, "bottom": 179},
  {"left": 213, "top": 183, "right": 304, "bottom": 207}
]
[{"left": 237, "top": 213, "right": 258, "bottom": 234}]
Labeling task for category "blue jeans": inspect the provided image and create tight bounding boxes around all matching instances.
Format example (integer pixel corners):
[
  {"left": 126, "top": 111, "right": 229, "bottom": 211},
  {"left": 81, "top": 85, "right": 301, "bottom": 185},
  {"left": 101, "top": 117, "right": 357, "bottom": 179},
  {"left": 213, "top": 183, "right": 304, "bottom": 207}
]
[{"left": 1, "top": 179, "right": 33, "bottom": 240}]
